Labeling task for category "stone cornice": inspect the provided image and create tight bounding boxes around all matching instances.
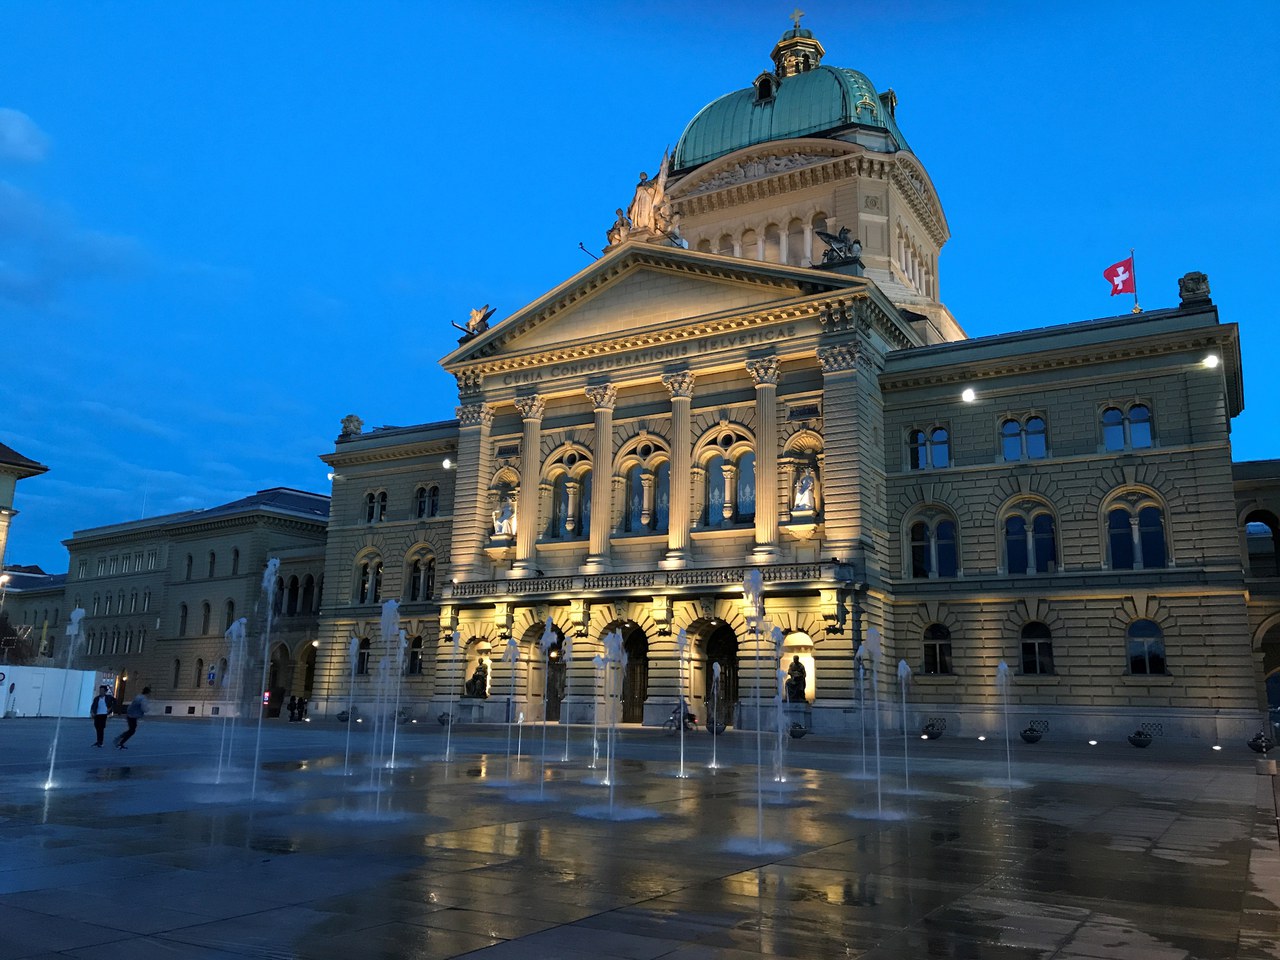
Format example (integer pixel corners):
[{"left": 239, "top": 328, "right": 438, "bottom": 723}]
[
  {"left": 323, "top": 437, "right": 458, "bottom": 468},
  {"left": 891, "top": 155, "right": 948, "bottom": 247}
]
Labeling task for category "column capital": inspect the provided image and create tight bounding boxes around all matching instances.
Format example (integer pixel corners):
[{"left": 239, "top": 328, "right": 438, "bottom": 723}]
[
  {"left": 817, "top": 344, "right": 859, "bottom": 373},
  {"left": 456, "top": 403, "right": 494, "bottom": 428},
  {"left": 513, "top": 395, "right": 546, "bottom": 421},
  {"left": 745, "top": 356, "right": 780, "bottom": 387},
  {"left": 661, "top": 371, "right": 696, "bottom": 399},
  {"left": 585, "top": 383, "right": 618, "bottom": 411}
]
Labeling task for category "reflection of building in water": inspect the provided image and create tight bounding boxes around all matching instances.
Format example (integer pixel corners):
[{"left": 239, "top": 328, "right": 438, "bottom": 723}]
[{"left": 300, "top": 21, "right": 1279, "bottom": 742}]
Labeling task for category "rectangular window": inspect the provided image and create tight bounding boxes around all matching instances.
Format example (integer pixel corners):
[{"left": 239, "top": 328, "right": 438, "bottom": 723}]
[
  {"left": 1021, "top": 641, "right": 1054, "bottom": 675},
  {"left": 77, "top": 560, "right": 88, "bottom": 579},
  {"left": 147, "top": 551, "right": 157, "bottom": 570},
  {"left": 122, "top": 555, "right": 132, "bottom": 573},
  {"left": 923, "top": 642, "right": 952, "bottom": 674},
  {"left": 97, "top": 558, "right": 106, "bottom": 576},
  {"left": 109, "top": 556, "right": 118, "bottom": 575}
]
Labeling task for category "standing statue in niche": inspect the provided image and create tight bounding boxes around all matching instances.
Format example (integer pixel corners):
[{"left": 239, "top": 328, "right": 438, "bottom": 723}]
[
  {"left": 785, "top": 655, "right": 808, "bottom": 703},
  {"left": 464, "top": 659, "right": 489, "bottom": 699},
  {"left": 492, "top": 497, "right": 517, "bottom": 536},
  {"left": 793, "top": 468, "right": 817, "bottom": 511}
]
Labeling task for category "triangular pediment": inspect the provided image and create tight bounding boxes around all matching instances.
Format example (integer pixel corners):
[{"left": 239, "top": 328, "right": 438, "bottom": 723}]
[{"left": 441, "top": 242, "right": 860, "bottom": 369}]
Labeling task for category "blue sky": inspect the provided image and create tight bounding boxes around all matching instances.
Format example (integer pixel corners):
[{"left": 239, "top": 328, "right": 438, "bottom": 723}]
[{"left": 3, "top": 1, "right": 1277, "bottom": 573}]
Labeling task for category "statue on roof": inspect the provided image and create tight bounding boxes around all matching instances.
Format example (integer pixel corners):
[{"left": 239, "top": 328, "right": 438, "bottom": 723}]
[
  {"left": 340, "top": 414, "right": 363, "bottom": 438},
  {"left": 625, "top": 149, "right": 674, "bottom": 237},
  {"left": 816, "top": 226, "right": 861, "bottom": 266},
  {"left": 606, "top": 208, "right": 630, "bottom": 247},
  {"left": 467, "top": 304, "right": 496, "bottom": 335}
]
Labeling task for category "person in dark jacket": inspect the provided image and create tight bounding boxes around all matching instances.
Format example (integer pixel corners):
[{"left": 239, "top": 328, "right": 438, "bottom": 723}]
[
  {"left": 113, "top": 687, "right": 151, "bottom": 749},
  {"left": 89, "top": 685, "right": 116, "bottom": 747}
]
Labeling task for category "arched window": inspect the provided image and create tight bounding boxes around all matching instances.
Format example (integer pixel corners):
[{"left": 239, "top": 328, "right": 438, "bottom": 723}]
[
  {"left": 578, "top": 469, "right": 593, "bottom": 536},
  {"left": 357, "top": 638, "right": 371, "bottom": 675},
  {"left": 200, "top": 602, "right": 211, "bottom": 635},
  {"left": 184, "top": 554, "right": 193, "bottom": 580},
  {"left": 207, "top": 551, "right": 216, "bottom": 578},
  {"left": 1126, "top": 619, "right": 1167, "bottom": 675},
  {"left": 1244, "top": 511, "right": 1279, "bottom": 577},
  {"left": 755, "top": 75, "right": 774, "bottom": 103},
  {"left": 908, "top": 426, "right": 950, "bottom": 470},
  {"left": 909, "top": 513, "right": 959, "bottom": 578},
  {"left": 1003, "top": 504, "right": 1058, "bottom": 574},
  {"left": 129, "top": 591, "right": 137, "bottom": 613},
  {"left": 376, "top": 491, "right": 387, "bottom": 521},
  {"left": 408, "top": 555, "right": 436, "bottom": 602},
  {"left": 301, "top": 574, "right": 316, "bottom": 613},
  {"left": 734, "top": 452, "right": 755, "bottom": 523},
  {"left": 415, "top": 486, "right": 429, "bottom": 519},
  {"left": 273, "top": 576, "right": 285, "bottom": 616},
  {"left": 286, "top": 576, "right": 300, "bottom": 616},
  {"left": 194, "top": 658, "right": 204, "bottom": 688},
  {"left": 104, "top": 594, "right": 113, "bottom": 615},
  {"left": 231, "top": 548, "right": 240, "bottom": 575},
  {"left": 549, "top": 475, "right": 570, "bottom": 539},
  {"left": 224, "top": 600, "right": 235, "bottom": 631},
  {"left": 407, "top": 636, "right": 424, "bottom": 675},
  {"left": 1020, "top": 622, "right": 1054, "bottom": 675},
  {"left": 365, "top": 492, "right": 377, "bottom": 523},
  {"left": 357, "top": 558, "right": 383, "bottom": 605},
  {"left": 427, "top": 485, "right": 440, "bottom": 517},
  {"left": 1106, "top": 494, "right": 1168, "bottom": 570},
  {"left": 623, "top": 464, "right": 645, "bottom": 533},
  {"left": 704, "top": 454, "right": 725, "bottom": 525},
  {"left": 786, "top": 217, "right": 805, "bottom": 266},
  {"left": 172, "top": 658, "right": 182, "bottom": 688},
  {"left": 1002, "top": 416, "right": 1048, "bottom": 461},
  {"left": 178, "top": 603, "right": 188, "bottom": 636},
  {"left": 143, "top": 590, "right": 150, "bottom": 612},
  {"left": 922, "top": 624, "right": 952, "bottom": 674},
  {"left": 1102, "top": 403, "right": 1154, "bottom": 451}
]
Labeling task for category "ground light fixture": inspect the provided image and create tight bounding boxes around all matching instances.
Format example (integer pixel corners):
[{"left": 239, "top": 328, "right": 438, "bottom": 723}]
[
  {"left": 1088, "top": 740, "right": 1098, "bottom": 746},
  {"left": 977, "top": 735, "right": 986, "bottom": 741},
  {"left": 1212, "top": 745, "right": 1222, "bottom": 751}
]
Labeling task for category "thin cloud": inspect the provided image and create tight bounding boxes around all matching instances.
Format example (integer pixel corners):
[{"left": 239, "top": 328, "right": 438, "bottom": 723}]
[
  {"left": 0, "top": 108, "right": 49, "bottom": 163},
  {"left": 0, "top": 180, "right": 144, "bottom": 307}
]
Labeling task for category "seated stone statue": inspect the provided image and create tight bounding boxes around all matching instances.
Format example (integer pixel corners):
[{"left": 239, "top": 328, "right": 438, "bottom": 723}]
[
  {"left": 785, "top": 655, "right": 807, "bottom": 703},
  {"left": 464, "top": 660, "right": 489, "bottom": 699},
  {"left": 492, "top": 498, "right": 516, "bottom": 536}
]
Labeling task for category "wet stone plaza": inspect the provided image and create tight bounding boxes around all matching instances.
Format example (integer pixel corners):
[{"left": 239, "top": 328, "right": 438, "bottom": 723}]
[{"left": 1, "top": 719, "right": 1278, "bottom": 960}]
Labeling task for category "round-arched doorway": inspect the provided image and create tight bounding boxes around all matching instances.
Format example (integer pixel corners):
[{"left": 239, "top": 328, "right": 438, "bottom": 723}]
[{"left": 700, "top": 620, "right": 739, "bottom": 728}]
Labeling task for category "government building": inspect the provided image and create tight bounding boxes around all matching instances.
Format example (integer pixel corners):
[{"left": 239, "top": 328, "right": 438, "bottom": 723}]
[
  {"left": 304, "top": 23, "right": 1280, "bottom": 744},
  {"left": 5, "top": 24, "right": 1280, "bottom": 742}
]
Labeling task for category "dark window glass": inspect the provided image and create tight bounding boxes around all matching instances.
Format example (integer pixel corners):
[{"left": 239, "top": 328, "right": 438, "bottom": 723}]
[
  {"left": 357, "top": 638, "right": 371, "bottom": 675},
  {"left": 705, "top": 455, "right": 725, "bottom": 525},
  {"left": 409, "top": 560, "right": 423, "bottom": 601},
  {"left": 1025, "top": 417, "right": 1047, "bottom": 459},
  {"left": 1032, "top": 513, "right": 1056, "bottom": 573},
  {"left": 654, "top": 462, "right": 671, "bottom": 531},
  {"left": 427, "top": 486, "right": 440, "bottom": 517},
  {"left": 1005, "top": 516, "right": 1028, "bottom": 574},
  {"left": 935, "top": 520, "right": 958, "bottom": 577},
  {"left": 1020, "top": 621, "right": 1054, "bottom": 675},
  {"left": 415, "top": 487, "right": 428, "bottom": 519},
  {"left": 923, "top": 623, "right": 953, "bottom": 674},
  {"left": 1126, "top": 619, "right": 1166, "bottom": 675},
  {"left": 1129, "top": 405, "right": 1152, "bottom": 448},
  {"left": 579, "top": 470, "right": 593, "bottom": 535},
  {"left": 910, "top": 522, "right": 930, "bottom": 578},
  {"left": 909, "top": 430, "right": 927, "bottom": 470},
  {"left": 624, "top": 466, "right": 644, "bottom": 532},
  {"left": 1102, "top": 407, "right": 1125, "bottom": 451},
  {"left": 736, "top": 452, "right": 756, "bottom": 522},
  {"left": 1109, "top": 509, "right": 1135, "bottom": 569},
  {"left": 1001, "top": 419, "right": 1022, "bottom": 461},
  {"left": 930, "top": 428, "right": 950, "bottom": 469},
  {"left": 1138, "top": 506, "right": 1166, "bottom": 568}
]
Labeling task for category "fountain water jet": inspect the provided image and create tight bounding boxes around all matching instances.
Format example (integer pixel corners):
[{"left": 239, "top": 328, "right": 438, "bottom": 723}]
[
  {"left": 216, "top": 618, "right": 249, "bottom": 784},
  {"left": 744, "top": 570, "right": 766, "bottom": 850},
  {"left": 560, "top": 632, "right": 574, "bottom": 762},
  {"left": 503, "top": 635, "right": 521, "bottom": 782},
  {"left": 771, "top": 626, "right": 789, "bottom": 795},
  {"left": 43, "top": 608, "right": 85, "bottom": 791},
  {"left": 250, "top": 558, "right": 280, "bottom": 803},
  {"left": 343, "top": 635, "right": 359, "bottom": 777},
  {"left": 443, "top": 631, "right": 460, "bottom": 762},
  {"left": 589, "top": 654, "right": 604, "bottom": 770},
  {"left": 857, "top": 627, "right": 884, "bottom": 817},
  {"left": 538, "top": 618, "right": 557, "bottom": 797},
  {"left": 676, "top": 627, "right": 689, "bottom": 779},
  {"left": 709, "top": 661, "right": 722, "bottom": 770},
  {"left": 997, "top": 660, "right": 1012, "bottom": 788},
  {"left": 897, "top": 658, "right": 911, "bottom": 793}
]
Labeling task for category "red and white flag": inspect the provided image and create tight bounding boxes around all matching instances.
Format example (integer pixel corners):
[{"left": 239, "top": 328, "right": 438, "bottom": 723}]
[{"left": 1103, "top": 257, "right": 1136, "bottom": 296}]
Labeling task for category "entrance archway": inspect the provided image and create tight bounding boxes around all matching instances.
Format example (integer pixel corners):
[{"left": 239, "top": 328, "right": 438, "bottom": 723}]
[
  {"left": 1262, "top": 623, "right": 1280, "bottom": 711},
  {"left": 301, "top": 644, "right": 317, "bottom": 696},
  {"left": 603, "top": 620, "right": 648, "bottom": 723},
  {"left": 265, "top": 643, "right": 291, "bottom": 718},
  {"left": 700, "top": 620, "right": 739, "bottom": 728},
  {"left": 519, "top": 622, "right": 566, "bottom": 721}
]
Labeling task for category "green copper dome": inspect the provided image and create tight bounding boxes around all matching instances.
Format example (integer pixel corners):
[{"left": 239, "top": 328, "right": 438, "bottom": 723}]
[{"left": 673, "top": 64, "right": 911, "bottom": 172}]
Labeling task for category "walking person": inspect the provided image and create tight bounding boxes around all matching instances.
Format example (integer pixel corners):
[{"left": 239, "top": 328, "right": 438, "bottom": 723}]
[
  {"left": 89, "top": 685, "right": 116, "bottom": 747},
  {"left": 113, "top": 687, "right": 151, "bottom": 749}
]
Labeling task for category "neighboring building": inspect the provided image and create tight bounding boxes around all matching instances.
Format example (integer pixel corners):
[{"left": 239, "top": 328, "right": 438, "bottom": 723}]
[
  {"left": 302, "top": 23, "right": 1278, "bottom": 743},
  {"left": 1, "top": 565, "right": 65, "bottom": 663},
  {"left": 0, "top": 440, "right": 48, "bottom": 570},
  {"left": 63, "top": 488, "right": 328, "bottom": 716}
]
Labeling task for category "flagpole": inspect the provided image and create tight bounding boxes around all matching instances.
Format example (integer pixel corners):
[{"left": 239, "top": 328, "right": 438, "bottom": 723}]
[{"left": 1129, "top": 247, "right": 1142, "bottom": 314}]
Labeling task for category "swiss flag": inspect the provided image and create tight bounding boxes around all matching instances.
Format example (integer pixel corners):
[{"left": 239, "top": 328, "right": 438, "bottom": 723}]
[{"left": 1104, "top": 257, "right": 1136, "bottom": 296}]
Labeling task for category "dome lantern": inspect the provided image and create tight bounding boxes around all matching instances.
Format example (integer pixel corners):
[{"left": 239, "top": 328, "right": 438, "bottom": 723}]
[{"left": 770, "top": 10, "right": 825, "bottom": 78}]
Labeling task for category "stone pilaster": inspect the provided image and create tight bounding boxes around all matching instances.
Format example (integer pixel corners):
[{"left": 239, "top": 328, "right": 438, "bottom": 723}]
[
  {"left": 746, "top": 357, "right": 781, "bottom": 562},
  {"left": 661, "top": 371, "right": 695, "bottom": 569},
  {"left": 511, "top": 395, "right": 546, "bottom": 578},
  {"left": 452, "top": 403, "right": 494, "bottom": 580},
  {"left": 583, "top": 384, "right": 617, "bottom": 574}
]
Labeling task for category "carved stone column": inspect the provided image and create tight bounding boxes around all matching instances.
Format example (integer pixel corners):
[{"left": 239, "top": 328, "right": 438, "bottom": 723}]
[
  {"left": 583, "top": 384, "right": 616, "bottom": 574},
  {"left": 661, "top": 371, "right": 695, "bottom": 569},
  {"left": 511, "top": 395, "right": 546, "bottom": 578},
  {"left": 452, "top": 402, "right": 494, "bottom": 580},
  {"left": 747, "top": 357, "right": 781, "bottom": 562}
]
